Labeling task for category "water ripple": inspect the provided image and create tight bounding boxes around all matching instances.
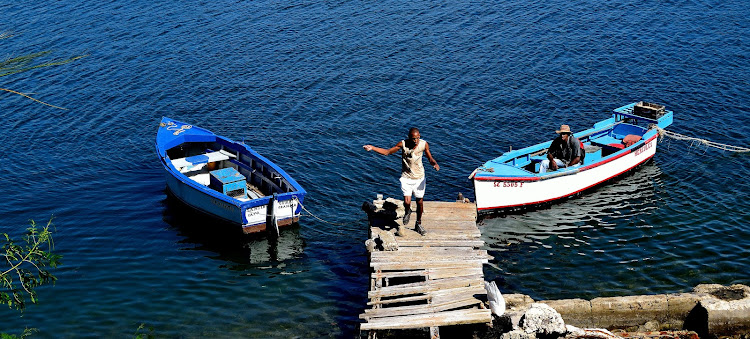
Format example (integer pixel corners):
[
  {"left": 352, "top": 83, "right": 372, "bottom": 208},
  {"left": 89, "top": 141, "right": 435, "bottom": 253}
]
[{"left": 1, "top": 0, "right": 749, "bottom": 337}]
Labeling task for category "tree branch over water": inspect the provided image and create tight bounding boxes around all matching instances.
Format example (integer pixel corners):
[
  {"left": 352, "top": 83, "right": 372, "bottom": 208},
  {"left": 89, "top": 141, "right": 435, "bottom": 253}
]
[{"left": 1, "top": 219, "right": 62, "bottom": 312}]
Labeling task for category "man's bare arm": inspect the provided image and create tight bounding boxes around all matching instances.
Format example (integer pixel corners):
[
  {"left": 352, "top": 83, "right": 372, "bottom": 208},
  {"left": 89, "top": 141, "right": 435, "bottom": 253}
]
[
  {"left": 363, "top": 142, "right": 402, "bottom": 155},
  {"left": 424, "top": 142, "right": 440, "bottom": 171}
]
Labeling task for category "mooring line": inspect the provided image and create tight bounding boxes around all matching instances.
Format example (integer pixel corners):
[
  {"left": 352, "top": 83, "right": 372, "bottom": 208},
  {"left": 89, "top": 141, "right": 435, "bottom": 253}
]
[
  {"left": 299, "top": 202, "right": 366, "bottom": 226},
  {"left": 658, "top": 128, "right": 750, "bottom": 153}
]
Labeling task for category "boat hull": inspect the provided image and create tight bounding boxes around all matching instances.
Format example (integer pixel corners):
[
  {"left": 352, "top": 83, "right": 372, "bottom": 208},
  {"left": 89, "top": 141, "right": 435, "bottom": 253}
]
[
  {"left": 474, "top": 134, "right": 658, "bottom": 214},
  {"left": 164, "top": 173, "right": 300, "bottom": 234}
]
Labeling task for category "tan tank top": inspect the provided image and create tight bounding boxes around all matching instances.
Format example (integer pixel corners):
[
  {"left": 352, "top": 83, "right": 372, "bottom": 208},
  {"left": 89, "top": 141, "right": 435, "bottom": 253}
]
[{"left": 401, "top": 139, "right": 426, "bottom": 179}]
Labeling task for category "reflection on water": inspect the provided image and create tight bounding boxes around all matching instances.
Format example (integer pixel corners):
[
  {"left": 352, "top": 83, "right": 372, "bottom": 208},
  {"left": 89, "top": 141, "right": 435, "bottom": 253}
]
[
  {"left": 160, "top": 191, "right": 306, "bottom": 271},
  {"left": 481, "top": 164, "right": 667, "bottom": 299},
  {"left": 481, "top": 163, "right": 663, "bottom": 248}
]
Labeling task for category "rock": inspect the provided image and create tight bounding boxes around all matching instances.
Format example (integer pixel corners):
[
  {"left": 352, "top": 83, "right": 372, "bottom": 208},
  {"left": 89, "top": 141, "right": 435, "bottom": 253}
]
[
  {"left": 521, "top": 303, "right": 567, "bottom": 336},
  {"left": 686, "top": 284, "right": 750, "bottom": 337},
  {"left": 541, "top": 298, "right": 592, "bottom": 328},
  {"left": 501, "top": 329, "right": 536, "bottom": 339},
  {"left": 361, "top": 201, "right": 377, "bottom": 214},
  {"left": 364, "top": 239, "right": 377, "bottom": 252},
  {"left": 395, "top": 225, "right": 405, "bottom": 237},
  {"left": 363, "top": 200, "right": 399, "bottom": 220},
  {"left": 640, "top": 320, "right": 660, "bottom": 332},
  {"left": 665, "top": 293, "right": 702, "bottom": 330},
  {"left": 505, "top": 311, "right": 525, "bottom": 331},
  {"left": 377, "top": 230, "right": 398, "bottom": 251},
  {"left": 505, "top": 294, "right": 536, "bottom": 311},
  {"left": 564, "top": 325, "right": 585, "bottom": 337}
]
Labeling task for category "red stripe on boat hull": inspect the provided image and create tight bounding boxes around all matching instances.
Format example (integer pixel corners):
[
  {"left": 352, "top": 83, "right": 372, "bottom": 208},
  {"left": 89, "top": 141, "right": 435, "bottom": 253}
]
[{"left": 476, "top": 153, "right": 656, "bottom": 212}]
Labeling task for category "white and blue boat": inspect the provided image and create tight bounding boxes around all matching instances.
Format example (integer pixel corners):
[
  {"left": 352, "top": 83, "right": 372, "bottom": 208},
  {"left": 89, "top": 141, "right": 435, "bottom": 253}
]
[
  {"left": 156, "top": 117, "right": 306, "bottom": 234},
  {"left": 470, "top": 102, "right": 673, "bottom": 215}
]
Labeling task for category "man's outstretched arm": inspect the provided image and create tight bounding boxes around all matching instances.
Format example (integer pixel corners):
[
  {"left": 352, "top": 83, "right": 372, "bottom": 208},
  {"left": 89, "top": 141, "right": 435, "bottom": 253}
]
[{"left": 363, "top": 142, "right": 402, "bottom": 156}]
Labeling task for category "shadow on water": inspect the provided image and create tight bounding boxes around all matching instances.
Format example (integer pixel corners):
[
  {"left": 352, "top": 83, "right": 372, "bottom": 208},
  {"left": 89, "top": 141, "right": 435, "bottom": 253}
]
[{"left": 160, "top": 190, "right": 306, "bottom": 270}]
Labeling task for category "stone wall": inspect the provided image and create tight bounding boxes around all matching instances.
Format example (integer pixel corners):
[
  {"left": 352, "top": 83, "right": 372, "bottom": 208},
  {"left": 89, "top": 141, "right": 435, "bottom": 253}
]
[{"left": 501, "top": 284, "right": 750, "bottom": 337}]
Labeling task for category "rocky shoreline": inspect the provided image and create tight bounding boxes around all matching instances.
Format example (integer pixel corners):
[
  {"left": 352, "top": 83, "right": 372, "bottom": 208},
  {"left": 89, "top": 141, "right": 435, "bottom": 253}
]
[
  {"left": 362, "top": 284, "right": 750, "bottom": 338},
  {"left": 492, "top": 284, "right": 750, "bottom": 339}
]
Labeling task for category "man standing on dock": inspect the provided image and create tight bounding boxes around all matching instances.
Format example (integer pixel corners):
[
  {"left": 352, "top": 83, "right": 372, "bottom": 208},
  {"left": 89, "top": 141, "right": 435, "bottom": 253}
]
[{"left": 363, "top": 127, "right": 439, "bottom": 236}]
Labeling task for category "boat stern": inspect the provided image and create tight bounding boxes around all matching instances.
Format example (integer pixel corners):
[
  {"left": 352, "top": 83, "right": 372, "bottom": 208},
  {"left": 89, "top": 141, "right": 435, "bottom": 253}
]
[{"left": 240, "top": 193, "right": 304, "bottom": 234}]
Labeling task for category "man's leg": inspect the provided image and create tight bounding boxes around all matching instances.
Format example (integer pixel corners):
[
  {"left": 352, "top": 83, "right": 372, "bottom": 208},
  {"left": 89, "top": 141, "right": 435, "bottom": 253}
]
[
  {"left": 413, "top": 177, "right": 427, "bottom": 235},
  {"left": 416, "top": 198, "right": 424, "bottom": 222},
  {"left": 400, "top": 177, "right": 413, "bottom": 224},
  {"left": 539, "top": 159, "right": 564, "bottom": 173},
  {"left": 539, "top": 159, "right": 549, "bottom": 173},
  {"left": 403, "top": 195, "right": 412, "bottom": 219}
]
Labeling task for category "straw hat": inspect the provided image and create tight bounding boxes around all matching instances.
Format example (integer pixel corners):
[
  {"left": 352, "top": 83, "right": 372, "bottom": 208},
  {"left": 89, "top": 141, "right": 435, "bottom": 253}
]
[{"left": 556, "top": 125, "right": 572, "bottom": 134}]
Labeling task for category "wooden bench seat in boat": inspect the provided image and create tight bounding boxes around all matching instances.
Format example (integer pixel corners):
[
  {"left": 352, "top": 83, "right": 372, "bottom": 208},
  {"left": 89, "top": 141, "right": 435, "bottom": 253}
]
[
  {"left": 589, "top": 135, "right": 623, "bottom": 148},
  {"left": 171, "top": 150, "right": 236, "bottom": 172}
]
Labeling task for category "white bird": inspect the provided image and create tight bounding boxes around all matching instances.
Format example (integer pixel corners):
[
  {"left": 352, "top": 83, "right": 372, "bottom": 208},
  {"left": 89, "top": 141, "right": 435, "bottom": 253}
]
[{"left": 485, "top": 281, "right": 505, "bottom": 316}]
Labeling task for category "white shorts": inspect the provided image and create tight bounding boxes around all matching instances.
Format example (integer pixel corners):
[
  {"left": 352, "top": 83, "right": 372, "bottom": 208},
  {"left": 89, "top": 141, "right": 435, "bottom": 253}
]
[{"left": 400, "top": 177, "right": 426, "bottom": 199}]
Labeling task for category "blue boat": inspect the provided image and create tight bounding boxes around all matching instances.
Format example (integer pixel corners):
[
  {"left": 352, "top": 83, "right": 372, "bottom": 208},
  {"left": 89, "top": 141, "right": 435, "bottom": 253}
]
[
  {"left": 156, "top": 117, "right": 306, "bottom": 234},
  {"left": 471, "top": 102, "right": 673, "bottom": 215}
]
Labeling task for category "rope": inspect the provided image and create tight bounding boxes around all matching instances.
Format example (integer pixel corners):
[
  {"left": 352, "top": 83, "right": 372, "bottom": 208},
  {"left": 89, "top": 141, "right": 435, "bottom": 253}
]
[
  {"left": 657, "top": 128, "right": 750, "bottom": 153},
  {"left": 299, "top": 202, "right": 365, "bottom": 226}
]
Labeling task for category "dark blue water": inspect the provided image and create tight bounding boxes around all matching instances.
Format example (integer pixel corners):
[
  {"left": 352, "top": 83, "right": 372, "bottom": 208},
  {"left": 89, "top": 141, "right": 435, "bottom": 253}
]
[{"left": 1, "top": 0, "right": 748, "bottom": 337}]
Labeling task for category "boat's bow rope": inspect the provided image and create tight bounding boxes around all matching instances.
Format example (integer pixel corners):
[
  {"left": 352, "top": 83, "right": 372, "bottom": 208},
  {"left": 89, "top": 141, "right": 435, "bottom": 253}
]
[
  {"left": 299, "top": 202, "right": 367, "bottom": 226},
  {"left": 657, "top": 128, "right": 750, "bottom": 153}
]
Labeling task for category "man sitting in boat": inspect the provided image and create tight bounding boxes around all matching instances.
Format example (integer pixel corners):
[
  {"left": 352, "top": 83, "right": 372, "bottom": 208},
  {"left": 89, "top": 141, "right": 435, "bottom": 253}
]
[{"left": 539, "top": 124, "right": 582, "bottom": 174}]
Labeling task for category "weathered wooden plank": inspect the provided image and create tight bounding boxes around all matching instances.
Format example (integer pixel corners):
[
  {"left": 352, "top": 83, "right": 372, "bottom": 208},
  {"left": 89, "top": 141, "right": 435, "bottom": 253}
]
[
  {"left": 371, "top": 247, "right": 488, "bottom": 259},
  {"left": 372, "top": 267, "right": 483, "bottom": 281},
  {"left": 370, "top": 255, "right": 491, "bottom": 264},
  {"left": 417, "top": 220, "right": 478, "bottom": 228},
  {"left": 368, "top": 276, "right": 485, "bottom": 298},
  {"left": 360, "top": 308, "right": 492, "bottom": 330},
  {"left": 430, "top": 288, "right": 485, "bottom": 304},
  {"left": 371, "top": 225, "right": 480, "bottom": 235},
  {"left": 372, "top": 247, "right": 487, "bottom": 255},
  {"left": 396, "top": 239, "right": 484, "bottom": 248},
  {"left": 366, "top": 285, "right": 487, "bottom": 306},
  {"left": 373, "top": 270, "right": 428, "bottom": 279},
  {"left": 371, "top": 274, "right": 484, "bottom": 292},
  {"left": 370, "top": 252, "right": 491, "bottom": 263},
  {"left": 427, "top": 267, "right": 484, "bottom": 280},
  {"left": 366, "top": 294, "right": 429, "bottom": 306},
  {"left": 371, "top": 259, "right": 486, "bottom": 271},
  {"left": 361, "top": 296, "right": 484, "bottom": 319},
  {"left": 401, "top": 233, "right": 482, "bottom": 240},
  {"left": 422, "top": 201, "right": 477, "bottom": 211},
  {"left": 368, "top": 228, "right": 482, "bottom": 240},
  {"left": 367, "top": 286, "right": 487, "bottom": 306}
]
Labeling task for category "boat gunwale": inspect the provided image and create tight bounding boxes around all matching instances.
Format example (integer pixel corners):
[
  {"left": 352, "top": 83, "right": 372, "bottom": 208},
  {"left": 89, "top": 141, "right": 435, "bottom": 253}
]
[{"left": 474, "top": 133, "right": 658, "bottom": 182}]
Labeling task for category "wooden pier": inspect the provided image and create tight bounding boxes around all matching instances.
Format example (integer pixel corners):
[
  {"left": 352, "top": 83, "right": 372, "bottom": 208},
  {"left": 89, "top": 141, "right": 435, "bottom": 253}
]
[{"left": 360, "top": 198, "right": 493, "bottom": 338}]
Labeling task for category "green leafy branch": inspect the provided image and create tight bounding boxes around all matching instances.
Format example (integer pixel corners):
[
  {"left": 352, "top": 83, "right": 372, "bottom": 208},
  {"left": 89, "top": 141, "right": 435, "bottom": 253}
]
[
  {"left": 1, "top": 218, "right": 62, "bottom": 312},
  {"left": 1, "top": 31, "right": 87, "bottom": 109},
  {"left": 0, "top": 328, "right": 37, "bottom": 339}
]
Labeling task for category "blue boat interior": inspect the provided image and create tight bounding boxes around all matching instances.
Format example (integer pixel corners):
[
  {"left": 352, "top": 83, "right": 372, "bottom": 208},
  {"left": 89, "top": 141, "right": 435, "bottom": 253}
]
[
  {"left": 166, "top": 141, "right": 297, "bottom": 201},
  {"left": 475, "top": 103, "right": 674, "bottom": 177}
]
